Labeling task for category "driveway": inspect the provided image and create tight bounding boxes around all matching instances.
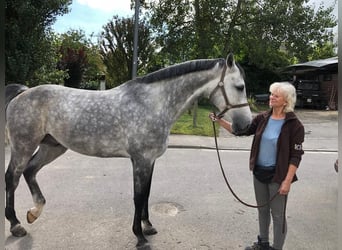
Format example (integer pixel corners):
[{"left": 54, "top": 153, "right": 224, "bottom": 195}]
[{"left": 4, "top": 110, "right": 338, "bottom": 250}]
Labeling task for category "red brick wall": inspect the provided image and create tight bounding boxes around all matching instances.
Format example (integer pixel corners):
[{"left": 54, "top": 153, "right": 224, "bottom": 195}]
[{"left": 319, "top": 73, "right": 338, "bottom": 110}]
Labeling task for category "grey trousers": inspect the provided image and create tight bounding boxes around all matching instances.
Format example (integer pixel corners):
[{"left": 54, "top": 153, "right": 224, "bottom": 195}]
[{"left": 253, "top": 176, "right": 287, "bottom": 250}]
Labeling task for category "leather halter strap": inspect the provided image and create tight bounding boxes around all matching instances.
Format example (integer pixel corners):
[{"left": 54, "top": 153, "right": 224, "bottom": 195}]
[{"left": 209, "top": 63, "right": 249, "bottom": 118}]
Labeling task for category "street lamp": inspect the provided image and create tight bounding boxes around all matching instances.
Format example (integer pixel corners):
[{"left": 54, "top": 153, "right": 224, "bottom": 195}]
[{"left": 132, "top": 0, "right": 140, "bottom": 79}]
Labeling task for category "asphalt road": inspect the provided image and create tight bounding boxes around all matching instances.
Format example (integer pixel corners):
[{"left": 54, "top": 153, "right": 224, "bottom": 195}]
[{"left": 4, "top": 110, "right": 338, "bottom": 250}]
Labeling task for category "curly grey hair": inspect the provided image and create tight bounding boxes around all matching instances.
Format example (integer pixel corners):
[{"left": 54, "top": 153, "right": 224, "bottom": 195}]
[{"left": 269, "top": 81, "right": 297, "bottom": 112}]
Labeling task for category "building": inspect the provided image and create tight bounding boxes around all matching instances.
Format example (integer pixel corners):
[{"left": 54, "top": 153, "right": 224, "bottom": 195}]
[{"left": 285, "top": 57, "right": 338, "bottom": 110}]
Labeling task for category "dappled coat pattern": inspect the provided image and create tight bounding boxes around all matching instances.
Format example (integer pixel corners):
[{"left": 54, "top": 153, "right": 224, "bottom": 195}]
[{"left": 5, "top": 53, "right": 252, "bottom": 247}]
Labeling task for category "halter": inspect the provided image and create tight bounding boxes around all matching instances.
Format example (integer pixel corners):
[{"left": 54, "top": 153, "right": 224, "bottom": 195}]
[{"left": 209, "top": 63, "right": 249, "bottom": 118}]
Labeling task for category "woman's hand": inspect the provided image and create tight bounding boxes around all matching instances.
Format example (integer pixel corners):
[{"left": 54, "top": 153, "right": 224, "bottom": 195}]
[
  {"left": 279, "top": 164, "right": 297, "bottom": 195},
  {"left": 209, "top": 113, "right": 219, "bottom": 122},
  {"left": 209, "top": 113, "right": 234, "bottom": 134},
  {"left": 279, "top": 179, "right": 291, "bottom": 195}
]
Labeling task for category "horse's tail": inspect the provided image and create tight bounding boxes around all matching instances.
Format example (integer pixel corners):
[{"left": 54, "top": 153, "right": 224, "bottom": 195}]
[
  {"left": 5, "top": 84, "right": 29, "bottom": 111},
  {"left": 5, "top": 84, "right": 29, "bottom": 145}
]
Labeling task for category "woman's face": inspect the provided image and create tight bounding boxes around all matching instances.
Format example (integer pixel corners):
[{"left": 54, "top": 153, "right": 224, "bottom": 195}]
[{"left": 269, "top": 89, "right": 287, "bottom": 109}]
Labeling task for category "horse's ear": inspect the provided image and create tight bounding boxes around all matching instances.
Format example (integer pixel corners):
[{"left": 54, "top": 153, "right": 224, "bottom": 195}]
[{"left": 226, "top": 53, "right": 235, "bottom": 68}]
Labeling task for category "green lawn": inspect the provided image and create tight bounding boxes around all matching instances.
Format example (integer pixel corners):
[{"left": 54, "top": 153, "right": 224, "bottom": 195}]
[
  {"left": 170, "top": 105, "right": 219, "bottom": 137},
  {"left": 170, "top": 102, "right": 266, "bottom": 137}
]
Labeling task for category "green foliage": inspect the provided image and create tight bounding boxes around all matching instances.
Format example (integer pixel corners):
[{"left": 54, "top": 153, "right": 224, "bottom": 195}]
[
  {"left": 234, "top": 0, "right": 336, "bottom": 65},
  {"left": 27, "top": 32, "right": 67, "bottom": 86},
  {"left": 308, "top": 41, "right": 337, "bottom": 61},
  {"left": 5, "top": 0, "right": 71, "bottom": 84},
  {"left": 148, "top": 0, "right": 228, "bottom": 62},
  {"left": 5, "top": 0, "right": 337, "bottom": 95},
  {"left": 79, "top": 80, "right": 100, "bottom": 90},
  {"left": 146, "top": 0, "right": 337, "bottom": 94},
  {"left": 248, "top": 97, "right": 258, "bottom": 113},
  {"left": 248, "top": 97, "right": 269, "bottom": 112},
  {"left": 99, "top": 15, "right": 155, "bottom": 87},
  {"left": 84, "top": 44, "right": 106, "bottom": 86},
  {"left": 243, "top": 63, "right": 282, "bottom": 95},
  {"left": 30, "top": 66, "right": 68, "bottom": 86},
  {"left": 55, "top": 29, "right": 105, "bottom": 88},
  {"left": 170, "top": 102, "right": 269, "bottom": 137}
]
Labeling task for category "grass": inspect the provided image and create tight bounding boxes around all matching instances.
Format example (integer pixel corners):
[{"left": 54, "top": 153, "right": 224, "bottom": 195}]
[
  {"left": 170, "top": 101, "right": 268, "bottom": 137},
  {"left": 170, "top": 105, "right": 218, "bottom": 137}
]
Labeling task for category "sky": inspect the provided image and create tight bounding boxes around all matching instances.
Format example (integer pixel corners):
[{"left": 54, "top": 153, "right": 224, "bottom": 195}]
[
  {"left": 52, "top": 0, "right": 338, "bottom": 39},
  {"left": 52, "top": 0, "right": 134, "bottom": 38}
]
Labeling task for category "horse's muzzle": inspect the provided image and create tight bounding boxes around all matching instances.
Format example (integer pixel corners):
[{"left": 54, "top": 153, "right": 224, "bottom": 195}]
[{"left": 232, "top": 124, "right": 250, "bottom": 136}]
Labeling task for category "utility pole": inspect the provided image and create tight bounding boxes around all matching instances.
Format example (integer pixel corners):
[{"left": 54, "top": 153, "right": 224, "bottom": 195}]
[{"left": 132, "top": 0, "right": 140, "bottom": 79}]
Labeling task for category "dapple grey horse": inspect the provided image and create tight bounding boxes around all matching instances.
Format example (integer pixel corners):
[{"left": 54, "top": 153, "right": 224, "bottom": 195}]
[{"left": 5, "top": 53, "right": 252, "bottom": 247}]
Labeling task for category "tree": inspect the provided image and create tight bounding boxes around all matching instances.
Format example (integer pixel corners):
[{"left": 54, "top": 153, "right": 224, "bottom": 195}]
[
  {"left": 55, "top": 29, "right": 105, "bottom": 89},
  {"left": 309, "top": 41, "right": 336, "bottom": 61},
  {"left": 237, "top": 0, "right": 337, "bottom": 64},
  {"left": 28, "top": 31, "right": 68, "bottom": 86},
  {"left": 147, "top": 0, "right": 337, "bottom": 93},
  {"left": 99, "top": 15, "right": 155, "bottom": 87},
  {"left": 148, "top": 0, "right": 230, "bottom": 63},
  {"left": 58, "top": 47, "right": 88, "bottom": 88},
  {"left": 58, "top": 30, "right": 89, "bottom": 88},
  {"left": 5, "top": 0, "right": 71, "bottom": 84}
]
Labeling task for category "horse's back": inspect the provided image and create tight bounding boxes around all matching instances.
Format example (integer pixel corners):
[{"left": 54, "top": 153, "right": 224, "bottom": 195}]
[{"left": 6, "top": 84, "right": 167, "bottom": 158}]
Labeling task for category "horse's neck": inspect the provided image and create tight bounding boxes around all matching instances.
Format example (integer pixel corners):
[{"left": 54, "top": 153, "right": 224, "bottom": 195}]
[
  {"left": 114, "top": 66, "right": 220, "bottom": 126},
  {"left": 155, "top": 70, "right": 218, "bottom": 122}
]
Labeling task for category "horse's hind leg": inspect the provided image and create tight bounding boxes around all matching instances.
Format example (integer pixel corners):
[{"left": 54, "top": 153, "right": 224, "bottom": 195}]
[
  {"left": 141, "top": 161, "right": 157, "bottom": 236},
  {"left": 23, "top": 137, "right": 67, "bottom": 224},
  {"left": 6, "top": 149, "right": 36, "bottom": 237}
]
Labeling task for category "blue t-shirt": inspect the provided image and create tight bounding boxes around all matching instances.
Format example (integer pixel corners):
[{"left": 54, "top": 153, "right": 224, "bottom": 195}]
[{"left": 256, "top": 117, "right": 285, "bottom": 168}]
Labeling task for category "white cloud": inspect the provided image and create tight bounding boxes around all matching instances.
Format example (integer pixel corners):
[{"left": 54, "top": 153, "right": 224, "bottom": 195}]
[{"left": 77, "top": 0, "right": 131, "bottom": 13}]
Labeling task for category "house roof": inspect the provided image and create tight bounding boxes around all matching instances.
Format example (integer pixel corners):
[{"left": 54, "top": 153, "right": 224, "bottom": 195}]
[
  {"left": 284, "top": 57, "right": 338, "bottom": 73},
  {"left": 290, "top": 57, "right": 338, "bottom": 68}
]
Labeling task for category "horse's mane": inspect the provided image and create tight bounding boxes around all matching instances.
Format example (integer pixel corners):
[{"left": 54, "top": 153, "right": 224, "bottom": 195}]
[{"left": 135, "top": 58, "right": 225, "bottom": 84}]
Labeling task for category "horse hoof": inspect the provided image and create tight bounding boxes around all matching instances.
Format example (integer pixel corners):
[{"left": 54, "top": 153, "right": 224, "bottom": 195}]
[
  {"left": 27, "top": 210, "right": 38, "bottom": 224},
  {"left": 11, "top": 224, "right": 27, "bottom": 237},
  {"left": 143, "top": 226, "right": 158, "bottom": 236},
  {"left": 136, "top": 237, "right": 148, "bottom": 248}
]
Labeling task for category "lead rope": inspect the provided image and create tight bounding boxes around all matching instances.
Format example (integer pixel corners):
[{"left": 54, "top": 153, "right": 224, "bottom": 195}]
[
  {"left": 212, "top": 121, "right": 279, "bottom": 208},
  {"left": 212, "top": 120, "right": 287, "bottom": 233},
  {"left": 282, "top": 195, "right": 287, "bottom": 234}
]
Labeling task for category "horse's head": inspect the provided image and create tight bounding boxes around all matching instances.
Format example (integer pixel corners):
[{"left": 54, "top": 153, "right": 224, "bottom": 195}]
[{"left": 209, "top": 53, "right": 252, "bottom": 135}]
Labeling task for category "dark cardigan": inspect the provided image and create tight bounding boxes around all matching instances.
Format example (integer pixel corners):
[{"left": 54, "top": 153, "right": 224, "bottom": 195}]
[{"left": 244, "top": 110, "right": 305, "bottom": 184}]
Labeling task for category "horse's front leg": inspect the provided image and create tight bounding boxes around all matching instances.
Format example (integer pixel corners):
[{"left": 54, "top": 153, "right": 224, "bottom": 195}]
[{"left": 131, "top": 157, "right": 157, "bottom": 247}]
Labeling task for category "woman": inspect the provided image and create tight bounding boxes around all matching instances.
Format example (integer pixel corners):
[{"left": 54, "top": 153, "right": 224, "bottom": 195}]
[{"left": 209, "top": 82, "right": 304, "bottom": 250}]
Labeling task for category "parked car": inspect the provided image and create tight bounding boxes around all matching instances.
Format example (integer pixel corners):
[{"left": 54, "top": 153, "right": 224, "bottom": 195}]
[
  {"left": 293, "top": 80, "right": 325, "bottom": 109},
  {"left": 253, "top": 93, "right": 269, "bottom": 104}
]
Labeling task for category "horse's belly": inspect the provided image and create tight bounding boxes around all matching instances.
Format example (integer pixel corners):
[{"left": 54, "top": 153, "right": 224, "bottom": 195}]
[
  {"left": 67, "top": 141, "right": 167, "bottom": 159},
  {"left": 53, "top": 134, "right": 130, "bottom": 158},
  {"left": 69, "top": 144, "right": 130, "bottom": 158}
]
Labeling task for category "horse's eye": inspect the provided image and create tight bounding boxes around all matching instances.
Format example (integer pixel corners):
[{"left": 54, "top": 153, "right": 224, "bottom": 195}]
[{"left": 236, "top": 84, "right": 244, "bottom": 91}]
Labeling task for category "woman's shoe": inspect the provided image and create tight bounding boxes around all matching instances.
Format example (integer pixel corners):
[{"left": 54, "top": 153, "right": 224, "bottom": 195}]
[{"left": 245, "top": 236, "right": 270, "bottom": 250}]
